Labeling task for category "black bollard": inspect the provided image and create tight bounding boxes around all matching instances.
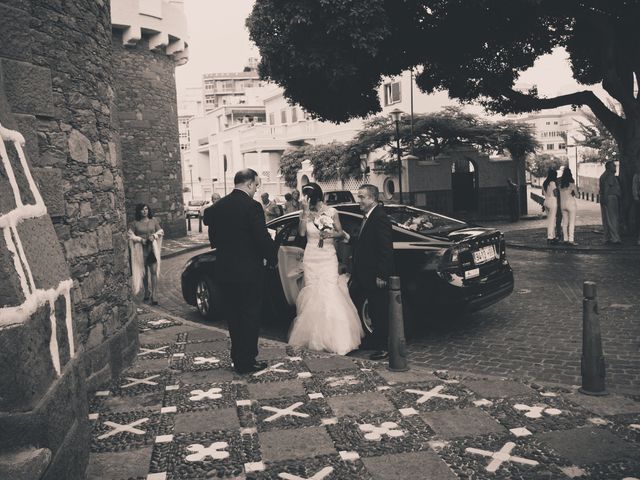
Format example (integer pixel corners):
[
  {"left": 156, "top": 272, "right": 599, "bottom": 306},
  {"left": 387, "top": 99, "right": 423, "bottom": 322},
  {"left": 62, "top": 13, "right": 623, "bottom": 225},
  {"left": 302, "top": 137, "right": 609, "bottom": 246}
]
[
  {"left": 387, "top": 276, "right": 409, "bottom": 372},
  {"left": 579, "top": 281, "right": 608, "bottom": 396},
  {"left": 187, "top": 217, "right": 192, "bottom": 231},
  {"left": 198, "top": 217, "right": 203, "bottom": 233}
]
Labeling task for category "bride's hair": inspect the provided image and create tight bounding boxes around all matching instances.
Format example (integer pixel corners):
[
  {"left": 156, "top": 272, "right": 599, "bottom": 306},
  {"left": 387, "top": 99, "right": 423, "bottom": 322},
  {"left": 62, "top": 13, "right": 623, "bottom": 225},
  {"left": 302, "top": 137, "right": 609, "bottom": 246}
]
[{"left": 301, "top": 182, "right": 323, "bottom": 207}]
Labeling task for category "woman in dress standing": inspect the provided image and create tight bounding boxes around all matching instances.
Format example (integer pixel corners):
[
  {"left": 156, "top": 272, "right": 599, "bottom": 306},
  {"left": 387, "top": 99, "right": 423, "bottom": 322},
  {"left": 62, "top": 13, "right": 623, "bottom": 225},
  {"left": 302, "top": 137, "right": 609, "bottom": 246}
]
[
  {"left": 128, "top": 203, "right": 164, "bottom": 304},
  {"left": 559, "top": 167, "right": 578, "bottom": 246},
  {"left": 542, "top": 169, "right": 559, "bottom": 244},
  {"left": 288, "top": 183, "right": 363, "bottom": 355}
]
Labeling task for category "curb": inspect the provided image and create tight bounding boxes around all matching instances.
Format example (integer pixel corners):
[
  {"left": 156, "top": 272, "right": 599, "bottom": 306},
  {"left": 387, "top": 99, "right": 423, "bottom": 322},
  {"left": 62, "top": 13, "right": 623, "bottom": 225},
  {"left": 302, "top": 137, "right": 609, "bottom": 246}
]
[{"left": 161, "top": 242, "right": 209, "bottom": 260}]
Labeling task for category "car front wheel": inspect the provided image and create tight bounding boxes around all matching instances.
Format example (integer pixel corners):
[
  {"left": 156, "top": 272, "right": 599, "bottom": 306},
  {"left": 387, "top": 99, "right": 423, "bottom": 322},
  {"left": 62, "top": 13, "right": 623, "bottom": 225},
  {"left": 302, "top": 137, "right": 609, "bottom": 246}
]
[
  {"left": 359, "top": 298, "right": 374, "bottom": 336},
  {"left": 195, "top": 275, "right": 218, "bottom": 321}
]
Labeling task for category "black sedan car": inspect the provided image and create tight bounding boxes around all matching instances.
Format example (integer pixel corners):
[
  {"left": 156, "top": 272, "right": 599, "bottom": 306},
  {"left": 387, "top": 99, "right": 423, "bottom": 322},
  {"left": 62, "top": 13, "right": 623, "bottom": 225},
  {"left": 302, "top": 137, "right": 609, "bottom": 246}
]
[{"left": 181, "top": 204, "right": 514, "bottom": 337}]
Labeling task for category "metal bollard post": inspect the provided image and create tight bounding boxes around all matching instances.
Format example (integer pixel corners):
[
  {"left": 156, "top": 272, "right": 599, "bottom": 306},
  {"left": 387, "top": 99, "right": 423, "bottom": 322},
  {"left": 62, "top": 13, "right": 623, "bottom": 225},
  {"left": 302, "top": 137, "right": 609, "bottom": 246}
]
[
  {"left": 387, "top": 276, "right": 409, "bottom": 372},
  {"left": 187, "top": 217, "right": 192, "bottom": 231},
  {"left": 198, "top": 217, "right": 203, "bottom": 233},
  {"left": 579, "top": 281, "right": 608, "bottom": 396}
]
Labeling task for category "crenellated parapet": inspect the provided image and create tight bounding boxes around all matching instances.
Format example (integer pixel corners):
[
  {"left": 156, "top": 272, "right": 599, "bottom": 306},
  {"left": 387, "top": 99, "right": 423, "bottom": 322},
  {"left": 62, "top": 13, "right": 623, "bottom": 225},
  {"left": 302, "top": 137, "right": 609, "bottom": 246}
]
[{"left": 111, "top": 0, "right": 189, "bottom": 65}]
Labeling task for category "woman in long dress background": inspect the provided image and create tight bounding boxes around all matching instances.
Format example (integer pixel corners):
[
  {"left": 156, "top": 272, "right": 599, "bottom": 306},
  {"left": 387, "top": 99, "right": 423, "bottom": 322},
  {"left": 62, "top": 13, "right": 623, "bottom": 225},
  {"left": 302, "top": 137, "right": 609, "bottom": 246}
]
[
  {"left": 128, "top": 203, "right": 164, "bottom": 304},
  {"left": 288, "top": 183, "right": 363, "bottom": 355}
]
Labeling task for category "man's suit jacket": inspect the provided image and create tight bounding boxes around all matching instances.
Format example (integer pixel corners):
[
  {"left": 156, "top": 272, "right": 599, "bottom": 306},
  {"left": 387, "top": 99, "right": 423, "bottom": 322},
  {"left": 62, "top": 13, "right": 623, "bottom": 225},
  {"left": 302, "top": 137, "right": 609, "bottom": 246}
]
[
  {"left": 201, "top": 204, "right": 216, "bottom": 248},
  {"left": 352, "top": 204, "right": 394, "bottom": 290},
  {"left": 209, "top": 189, "right": 277, "bottom": 283}
]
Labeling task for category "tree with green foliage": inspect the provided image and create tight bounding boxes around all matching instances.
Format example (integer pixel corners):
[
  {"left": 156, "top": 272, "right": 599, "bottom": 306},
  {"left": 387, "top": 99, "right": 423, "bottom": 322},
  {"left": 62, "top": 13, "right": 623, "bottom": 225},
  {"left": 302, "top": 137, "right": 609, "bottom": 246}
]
[
  {"left": 527, "top": 154, "right": 567, "bottom": 178},
  {"left": 248, "top": 0, "right": 640, "bottom": 223},
  {"left": 576, "top": 109, "right": 621, "bottom": 164}
]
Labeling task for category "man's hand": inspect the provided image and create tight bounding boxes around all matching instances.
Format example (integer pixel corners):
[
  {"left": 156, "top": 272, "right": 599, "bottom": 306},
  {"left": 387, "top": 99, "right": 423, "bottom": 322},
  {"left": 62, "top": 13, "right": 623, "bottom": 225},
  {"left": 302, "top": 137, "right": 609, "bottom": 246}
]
[{"left": 375, "top": 277, "right": 387, "bottom": 289}]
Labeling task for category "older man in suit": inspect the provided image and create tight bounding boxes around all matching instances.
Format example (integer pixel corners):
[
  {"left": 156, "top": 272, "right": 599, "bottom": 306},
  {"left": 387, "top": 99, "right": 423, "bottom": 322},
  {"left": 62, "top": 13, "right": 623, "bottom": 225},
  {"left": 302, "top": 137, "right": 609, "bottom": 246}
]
[
  {"left": 209, "top": 169, "right": 277, "bottom": 374},
  {"left": 351, "top": 184, "right": 395, "bottom": 360}
]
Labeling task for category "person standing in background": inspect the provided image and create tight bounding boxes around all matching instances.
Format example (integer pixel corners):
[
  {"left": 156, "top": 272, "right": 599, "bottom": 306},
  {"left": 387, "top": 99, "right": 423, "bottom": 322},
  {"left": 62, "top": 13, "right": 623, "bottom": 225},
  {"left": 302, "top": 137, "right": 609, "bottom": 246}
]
[
  {"left": 599, "top": 161, "right": 622, "bottom": 244},
  {"left": 542, "top": 169, "right": 559, "bottom": 245},
  {"left": 559, "top": 167, "right": 578, "bottom": 246},
  {"left": 201, "top": 192, "right": 222, "bottom": 248},
  {"left": 128, "top": 204, "right": 164, "bottom": 305}
]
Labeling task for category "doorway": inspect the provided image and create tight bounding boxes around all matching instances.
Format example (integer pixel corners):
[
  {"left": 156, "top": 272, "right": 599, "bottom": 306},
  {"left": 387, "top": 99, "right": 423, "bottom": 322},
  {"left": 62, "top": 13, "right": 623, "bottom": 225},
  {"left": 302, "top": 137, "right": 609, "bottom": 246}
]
[{"left": 451, "top": 158, "right": 478, "bottom": 212}]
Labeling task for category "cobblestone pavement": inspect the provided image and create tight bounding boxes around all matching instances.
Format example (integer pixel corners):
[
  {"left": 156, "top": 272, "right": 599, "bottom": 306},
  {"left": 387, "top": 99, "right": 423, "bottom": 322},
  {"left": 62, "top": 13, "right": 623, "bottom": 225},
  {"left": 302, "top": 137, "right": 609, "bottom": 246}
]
[
  {"left": 86, "top": 308, "right": 640, "bottom": 479},
  {"left": 157, "top": 245, "right": 640, "bottom": 395}
]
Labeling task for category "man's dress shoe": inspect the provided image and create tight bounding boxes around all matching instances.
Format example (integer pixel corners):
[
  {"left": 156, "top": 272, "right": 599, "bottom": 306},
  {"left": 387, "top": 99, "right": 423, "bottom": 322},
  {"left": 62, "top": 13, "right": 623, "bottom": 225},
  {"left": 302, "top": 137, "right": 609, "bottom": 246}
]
[
  {"left": 369, "top": 350, "right": 389, "bottom": 360},
  {"left": 235, "top": 360, "right": 268, "bottom": 374}
]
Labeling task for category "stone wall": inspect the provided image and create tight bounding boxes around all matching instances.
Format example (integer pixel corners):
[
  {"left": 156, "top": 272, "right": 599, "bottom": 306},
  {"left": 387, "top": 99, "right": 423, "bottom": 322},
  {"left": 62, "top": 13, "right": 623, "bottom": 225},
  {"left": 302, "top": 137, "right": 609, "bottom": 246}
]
[
  {"left": 0, "top": 1, "right": 137, "bottom": 478},
  {"left": 112, "top": 32, "right": 186, "bottom": 238}
]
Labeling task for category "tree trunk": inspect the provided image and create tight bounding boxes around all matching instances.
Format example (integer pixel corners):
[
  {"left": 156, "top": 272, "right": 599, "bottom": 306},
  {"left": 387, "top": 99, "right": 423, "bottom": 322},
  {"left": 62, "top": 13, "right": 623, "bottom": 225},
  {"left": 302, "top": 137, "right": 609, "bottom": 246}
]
[{"left": 617, "top": 115, "right": 640, "bottom": 234}]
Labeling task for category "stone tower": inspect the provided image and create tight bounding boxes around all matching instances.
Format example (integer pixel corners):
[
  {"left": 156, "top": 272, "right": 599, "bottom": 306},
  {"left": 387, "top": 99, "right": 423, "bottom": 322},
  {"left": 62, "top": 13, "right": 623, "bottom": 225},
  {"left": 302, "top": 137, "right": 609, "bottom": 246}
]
[
  {"left": 0, "top": 0, "right": 187, "bottom": 478},
  {"left": 111, "top": 0, "right": 189, "bottom": 238}
]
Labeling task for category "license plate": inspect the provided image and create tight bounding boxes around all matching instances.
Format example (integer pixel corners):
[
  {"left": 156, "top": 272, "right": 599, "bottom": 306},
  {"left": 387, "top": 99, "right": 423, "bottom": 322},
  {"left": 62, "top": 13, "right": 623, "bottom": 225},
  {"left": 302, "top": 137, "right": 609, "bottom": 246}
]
[
  {"left": 465, "top": 268, "right": 480, "bottom": 279},
  {"left": 473, "top": 245, "right": 497, "bottom": 265}
]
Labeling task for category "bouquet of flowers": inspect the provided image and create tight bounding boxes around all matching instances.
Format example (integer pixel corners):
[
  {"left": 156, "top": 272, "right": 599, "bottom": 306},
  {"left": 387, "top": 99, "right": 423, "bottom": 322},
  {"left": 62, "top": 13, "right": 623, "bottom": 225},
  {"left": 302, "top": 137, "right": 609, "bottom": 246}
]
[{"left": 313, "top": 212, "right": 335, "bottom": 247}]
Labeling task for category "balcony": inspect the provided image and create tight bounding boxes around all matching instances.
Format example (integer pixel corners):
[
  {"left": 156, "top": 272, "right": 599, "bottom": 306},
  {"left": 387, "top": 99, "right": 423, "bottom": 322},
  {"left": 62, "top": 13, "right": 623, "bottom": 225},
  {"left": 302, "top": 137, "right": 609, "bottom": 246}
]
[{"left": 239, "top": 125, "right": 289, "bottom": 153}]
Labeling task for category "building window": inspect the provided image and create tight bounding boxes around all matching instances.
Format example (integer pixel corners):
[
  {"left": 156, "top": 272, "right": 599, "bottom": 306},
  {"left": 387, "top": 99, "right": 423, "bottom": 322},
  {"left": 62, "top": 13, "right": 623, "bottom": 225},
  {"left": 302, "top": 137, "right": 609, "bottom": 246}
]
[
  {"left": 558, "top": 143, "right": 566, "bottom": 150},
  {"left": 554, "top": 121, "right": 558, "bottom": 125},
  {"left": 269, "top": 113, "right": 275, "bottom": 125},
  {"left": 546, "top": 144, "right": 554, "bottom": 150},
  {"left": 291, "top": 107, "right": 298, "bottom": 123},
  {"left": 383, "top": 81, "right": 401, "bottom": 106},
  {"left": 545, "top": 121, "right": 550, "bottom": 125},
  {"left": 280, "top": 109, "right": 287, "bottom": 124}
]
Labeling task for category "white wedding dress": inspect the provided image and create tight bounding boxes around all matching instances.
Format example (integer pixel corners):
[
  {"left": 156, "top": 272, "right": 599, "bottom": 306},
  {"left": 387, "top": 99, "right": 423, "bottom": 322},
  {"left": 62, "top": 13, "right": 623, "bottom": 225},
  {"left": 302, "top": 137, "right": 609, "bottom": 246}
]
[{"left": 288, "top": 210, "right": 364, "bottom": 355}]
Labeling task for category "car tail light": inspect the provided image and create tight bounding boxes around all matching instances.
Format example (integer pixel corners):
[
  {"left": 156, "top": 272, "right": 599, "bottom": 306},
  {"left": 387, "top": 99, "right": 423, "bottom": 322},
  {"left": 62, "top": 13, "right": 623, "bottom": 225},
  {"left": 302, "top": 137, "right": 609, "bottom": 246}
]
[{"left": 440, "top": 245, "right": 469, "bottom": 269}]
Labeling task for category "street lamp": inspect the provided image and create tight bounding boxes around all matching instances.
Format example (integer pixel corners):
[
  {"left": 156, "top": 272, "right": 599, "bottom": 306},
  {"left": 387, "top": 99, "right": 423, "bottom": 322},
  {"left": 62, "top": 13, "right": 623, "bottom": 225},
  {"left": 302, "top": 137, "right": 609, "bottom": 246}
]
[
  {"left": 389, "top": 108, "right": 404, "bottom": 203},
  {"left": 188, "top": 164, "right": 194, "bottom": 199}
]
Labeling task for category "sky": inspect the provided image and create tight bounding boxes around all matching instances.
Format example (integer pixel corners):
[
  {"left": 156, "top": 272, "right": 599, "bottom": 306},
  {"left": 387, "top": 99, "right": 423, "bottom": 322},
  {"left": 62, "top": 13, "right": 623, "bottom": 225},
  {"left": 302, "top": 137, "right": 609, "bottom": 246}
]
[{"left": 175, "top": 0, "right": 604, "bottom": 102}]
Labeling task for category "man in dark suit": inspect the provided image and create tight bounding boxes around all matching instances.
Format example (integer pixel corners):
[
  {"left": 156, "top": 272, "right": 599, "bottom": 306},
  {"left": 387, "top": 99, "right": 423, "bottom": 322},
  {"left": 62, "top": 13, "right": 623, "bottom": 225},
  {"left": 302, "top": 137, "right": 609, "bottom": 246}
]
[
  {"left": 209, "top": 169, "right": 277, "bottom": 374},
  {"left": 351, "top": 184, "right": 395, "bottom": 360},
  {"left": 201, "top": 192, "right": 221, "bottom": 248}
]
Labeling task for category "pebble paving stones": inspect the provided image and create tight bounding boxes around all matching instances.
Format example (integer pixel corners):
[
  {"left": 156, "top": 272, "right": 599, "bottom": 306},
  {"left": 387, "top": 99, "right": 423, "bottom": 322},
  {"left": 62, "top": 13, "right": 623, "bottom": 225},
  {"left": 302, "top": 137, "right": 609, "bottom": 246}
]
[{"left": 87, "top": 319, "right": 640, "bottom": 479}]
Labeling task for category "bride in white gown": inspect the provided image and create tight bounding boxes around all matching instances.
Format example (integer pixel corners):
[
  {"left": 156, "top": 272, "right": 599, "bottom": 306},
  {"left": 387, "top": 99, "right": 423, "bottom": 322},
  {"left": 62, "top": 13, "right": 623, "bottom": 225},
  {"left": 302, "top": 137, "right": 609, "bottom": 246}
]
[{"left": 288, "top": 183, "right": 363, "bottom": 355}]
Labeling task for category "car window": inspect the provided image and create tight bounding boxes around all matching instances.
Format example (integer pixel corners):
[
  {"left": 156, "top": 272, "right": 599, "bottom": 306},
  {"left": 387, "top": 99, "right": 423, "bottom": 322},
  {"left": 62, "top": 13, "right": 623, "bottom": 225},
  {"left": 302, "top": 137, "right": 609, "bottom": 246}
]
[
  {"left": 386, "top": 206, "right": 467, "bottom": 235},
  {"left": 338, "top": 212, "right": 363, "bottom": 238}
]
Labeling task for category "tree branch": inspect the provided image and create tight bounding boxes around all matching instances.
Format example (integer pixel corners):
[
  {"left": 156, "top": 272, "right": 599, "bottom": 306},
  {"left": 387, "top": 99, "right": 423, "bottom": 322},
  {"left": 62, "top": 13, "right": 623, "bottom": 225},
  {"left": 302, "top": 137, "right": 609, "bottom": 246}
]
[{"left": 503, "top": 88, "right": 625, "bottom": 140}]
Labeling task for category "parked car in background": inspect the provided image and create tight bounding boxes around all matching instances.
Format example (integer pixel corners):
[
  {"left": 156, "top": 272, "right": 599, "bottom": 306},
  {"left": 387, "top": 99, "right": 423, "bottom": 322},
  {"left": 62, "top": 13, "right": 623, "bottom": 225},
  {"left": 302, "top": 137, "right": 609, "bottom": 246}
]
[
  {"left": 185, "top": 200, "right": 208, "bottom": 218},
  {"left": 181, "top": 203, "right": 514, "bottom": 338},
  {"left": 324, "top": 190, "right": 355, "bottom": 205}
]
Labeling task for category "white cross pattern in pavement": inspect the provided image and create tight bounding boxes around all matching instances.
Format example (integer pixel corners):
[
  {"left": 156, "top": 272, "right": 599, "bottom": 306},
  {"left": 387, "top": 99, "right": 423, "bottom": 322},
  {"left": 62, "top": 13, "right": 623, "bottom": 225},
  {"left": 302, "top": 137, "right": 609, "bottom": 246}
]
[
  {"left": 97, "top": 418, "right": 149, "bottom": 439},
  {"left": 325, "top": 375, "right": 361, "bottom": 387},
  {"left": 121, "top": 374, "right": 161, "bottom": 388},
  {"left": 193, "top": 356, "right": 220, "bottom": 365},
  {"left": 253, "top": 362, "right": 290, "bottom": 377},
  {"left": 358, "top": 421, "right": 404, "bottom": 441},
  {"left": 513, "top": 404, "right": 562, "bottom": 419},
  {"left": 404, "top": 385, "right": 458, "bottom": 404},
  {"left": 278, "top": 466, "right": 334, "bottom": 480},
  {"left": 148, "top": 319, "right": 172, "bottom": 327},
  {"left": 138, "top": 346, "right": 169, "bottom": 356},
  {"left": 185, "top": 442, "right": 229, "bottom": 461},
  {"left": 189, "top": 387, "right": 223, "bottom": 401},
  {"left": 466, "top": 441, "right": 539, "bottom": 473},
  {"left": 261, "top": 402, "right": 310, "bottom": 422}
]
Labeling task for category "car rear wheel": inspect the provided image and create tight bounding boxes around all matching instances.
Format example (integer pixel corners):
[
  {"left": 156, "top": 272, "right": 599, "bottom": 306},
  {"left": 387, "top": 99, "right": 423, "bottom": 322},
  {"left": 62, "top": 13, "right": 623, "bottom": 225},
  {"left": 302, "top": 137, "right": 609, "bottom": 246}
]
[
  {"left": 358, "top": 295, "right": 415, "bottom": 341},
  {"left": 360, "top": 298, "right": 374, "bottom": 336},
  {"left": 195, "top": 275, "right": 218, "bottom": 321}
]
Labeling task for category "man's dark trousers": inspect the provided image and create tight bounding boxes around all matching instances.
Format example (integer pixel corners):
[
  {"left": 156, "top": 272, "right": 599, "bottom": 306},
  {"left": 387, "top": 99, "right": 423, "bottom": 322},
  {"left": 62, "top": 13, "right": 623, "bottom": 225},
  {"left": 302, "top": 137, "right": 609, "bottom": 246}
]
[{"left": 219, "top": 279, "right": 263, "bottom": 369}]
